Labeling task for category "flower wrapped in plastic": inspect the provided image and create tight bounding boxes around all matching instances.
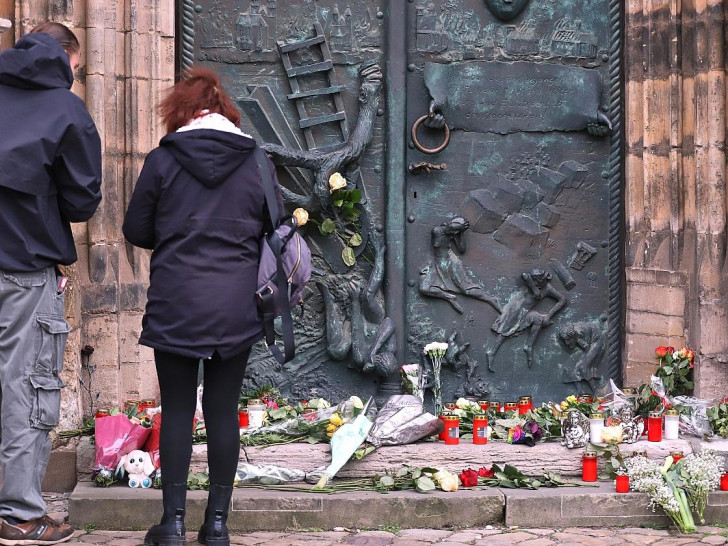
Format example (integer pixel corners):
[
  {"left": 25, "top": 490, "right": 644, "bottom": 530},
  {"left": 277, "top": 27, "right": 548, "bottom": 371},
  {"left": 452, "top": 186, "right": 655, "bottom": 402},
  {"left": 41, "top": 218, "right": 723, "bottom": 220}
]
[{"left": 92, "top": 413, "right": 152, "bottom": 487}]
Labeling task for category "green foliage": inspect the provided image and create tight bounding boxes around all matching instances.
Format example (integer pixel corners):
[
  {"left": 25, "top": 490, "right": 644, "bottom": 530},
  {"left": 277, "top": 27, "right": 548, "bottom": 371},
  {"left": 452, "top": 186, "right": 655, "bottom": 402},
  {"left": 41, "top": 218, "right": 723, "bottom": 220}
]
[
  {"left": 478, "top": 463, "right": 580, "bottom": 490},
  {"left": 588, "top": 441, "right": 625, "bottom": 479},
  {"left": 187, "top": 472, "right": 210, "bottom": 490},
  {"left": 707, "top": 401, "right": 728, "bottom": 437},
  {"left": 654, "top": 347, "right": 695, "bottom": 396}
]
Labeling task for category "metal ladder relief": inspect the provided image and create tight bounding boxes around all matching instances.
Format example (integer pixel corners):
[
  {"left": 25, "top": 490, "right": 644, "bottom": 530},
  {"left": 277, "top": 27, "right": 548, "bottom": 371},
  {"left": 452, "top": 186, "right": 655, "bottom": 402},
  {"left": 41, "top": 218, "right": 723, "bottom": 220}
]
[{"left": 278, "top": 22, "right": 350, "bottom": 151}]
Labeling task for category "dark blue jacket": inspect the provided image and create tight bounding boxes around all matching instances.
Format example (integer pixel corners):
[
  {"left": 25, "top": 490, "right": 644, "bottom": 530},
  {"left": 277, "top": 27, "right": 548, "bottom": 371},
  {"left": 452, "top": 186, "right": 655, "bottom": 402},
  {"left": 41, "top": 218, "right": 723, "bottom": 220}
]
[
  {"left": 123, "top": 129, "right": 283, "bottom": 359},
  {"left": 0, "top": 33, "right": 102, "bottom": 271}
]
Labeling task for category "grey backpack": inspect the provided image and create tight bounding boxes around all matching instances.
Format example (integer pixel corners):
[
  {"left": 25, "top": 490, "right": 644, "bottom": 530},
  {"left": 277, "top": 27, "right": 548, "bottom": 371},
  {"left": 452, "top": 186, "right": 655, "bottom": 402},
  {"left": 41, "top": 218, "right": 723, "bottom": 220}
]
[{"left": 254, "top": 148, "right": 312, "bottom": 364}]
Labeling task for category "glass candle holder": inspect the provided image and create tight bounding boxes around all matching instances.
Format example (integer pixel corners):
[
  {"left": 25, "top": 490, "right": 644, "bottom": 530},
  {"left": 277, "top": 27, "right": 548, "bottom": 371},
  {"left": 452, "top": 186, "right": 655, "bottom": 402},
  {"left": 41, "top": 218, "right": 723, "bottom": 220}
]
[
  {"left": 578, "top": 394, "right": 594, "bottom": 404},
  {"left": 504, "top": 402, "right": 518, "bottom": 416},
  {"left": 478, "top": 400, "right": 490, "bottom": 411},
  {"left": 437, "top": 413, "right": 449, "bottom": 441},
  {"left": 95, "top": 408, "right": 110, "bottom": 419},
  {"left": 664, "top": 408, "right": 679, "bottom": 440},
  {"left": 670, "top": 450, "right": 684, "bottom": 464},
  {"left": 442, "top": 415, "right": 460, "bottom": 445},
  {"left": 647, "top": 411, "right": 663, "bottom": 442},
  {"left": 490, "top": 401, "right": 502, "bottom": 412},
  {"left": 616, "top": 474, "right": 629, "bottom": 493},
  {"left": 589, "top": 412, "right": 605, "bottom": 444},
  {"left": 721, "top": 473, "right": 728, "bottom": 491},
  {"left": 247, "top": 399, "right": 265, "bottom": 428},
  {"left": 582, "top": 450, "right": 598, "bottom": 482},
  {"left": 473, "top": 415, "right": 488, "bottom": 445},
  {"left": 238, "top": 408, "right": 249, "bottom": 428},
  {"left": 518, "top": 396, "right": 532, "bottom": 415}
]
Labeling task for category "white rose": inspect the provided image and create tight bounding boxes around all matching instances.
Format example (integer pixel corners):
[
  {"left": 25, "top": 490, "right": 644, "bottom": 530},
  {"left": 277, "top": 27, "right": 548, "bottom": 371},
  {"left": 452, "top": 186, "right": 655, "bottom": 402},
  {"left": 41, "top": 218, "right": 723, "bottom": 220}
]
[{"left": 329, "top": 172, "right": 347, "bottom": 193}]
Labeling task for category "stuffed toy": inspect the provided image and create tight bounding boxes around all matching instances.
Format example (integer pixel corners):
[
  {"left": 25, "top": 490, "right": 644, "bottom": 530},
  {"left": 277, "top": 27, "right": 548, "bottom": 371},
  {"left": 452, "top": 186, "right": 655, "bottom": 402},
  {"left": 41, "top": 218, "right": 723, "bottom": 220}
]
[{"left": 115, "top": 449, "right": 155, "bottom": 488}]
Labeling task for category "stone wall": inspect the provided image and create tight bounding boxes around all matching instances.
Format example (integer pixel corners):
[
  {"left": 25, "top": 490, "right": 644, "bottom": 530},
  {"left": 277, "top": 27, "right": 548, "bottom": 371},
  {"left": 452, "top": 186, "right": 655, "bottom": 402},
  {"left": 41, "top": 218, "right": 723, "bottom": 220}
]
[
  {"left": 2, "top": 0, "right": 728, "bottom": 432},
  {"left": 623, "top": 0, "right": 728, "bottom": 397}
]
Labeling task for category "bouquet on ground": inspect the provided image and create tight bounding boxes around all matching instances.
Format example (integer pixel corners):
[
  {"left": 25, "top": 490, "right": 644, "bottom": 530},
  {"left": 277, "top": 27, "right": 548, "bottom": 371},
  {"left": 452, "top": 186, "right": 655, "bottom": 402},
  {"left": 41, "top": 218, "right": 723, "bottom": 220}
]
[
  {"left": 624, "top": 454, "right": 697, "bottom": 533},
  {"left": 92, "top": 413, "right": 152, "bottom": 487},
  {"left": 423, "top": 342, "right": 448, "bottom": 416}
]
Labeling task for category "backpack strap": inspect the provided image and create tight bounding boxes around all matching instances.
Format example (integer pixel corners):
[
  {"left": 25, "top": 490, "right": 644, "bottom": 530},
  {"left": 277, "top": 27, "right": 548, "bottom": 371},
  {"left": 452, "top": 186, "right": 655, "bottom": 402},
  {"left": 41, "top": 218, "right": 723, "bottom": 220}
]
[{"left": 254, "top": 148, "right": 295, "bottom": 364}]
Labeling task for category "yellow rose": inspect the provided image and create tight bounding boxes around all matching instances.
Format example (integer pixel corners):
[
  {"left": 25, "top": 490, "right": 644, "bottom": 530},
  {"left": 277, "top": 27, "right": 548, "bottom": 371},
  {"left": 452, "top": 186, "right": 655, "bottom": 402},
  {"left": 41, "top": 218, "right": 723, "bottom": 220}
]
[
  {"left": 560, "top": 401, "right": 569, "bottom": 410},
  {"left": 329, "top": 172, "right": 347, "bottom": 193},
  {"left": 327, "top": 431, "right": 334, "bottom": 437},
  {"left": 566, "top": 395, "right": 577, "bottom": 403},
  {"left": 329, "top": 413, "right": 343, "bottom": 426},
  {"left": 326, "top": 423, "right": 338, "bottom": 433},
  {"left": 292, "top": 208, "right": 309, "bottom": 226}
]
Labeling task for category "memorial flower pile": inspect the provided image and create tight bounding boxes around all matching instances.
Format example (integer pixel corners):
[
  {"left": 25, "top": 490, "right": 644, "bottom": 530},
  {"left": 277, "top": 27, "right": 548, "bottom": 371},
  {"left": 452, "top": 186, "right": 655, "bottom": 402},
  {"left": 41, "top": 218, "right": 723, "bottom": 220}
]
[{"left": 655, "top": 345, "right": 695, "bottom": 396}]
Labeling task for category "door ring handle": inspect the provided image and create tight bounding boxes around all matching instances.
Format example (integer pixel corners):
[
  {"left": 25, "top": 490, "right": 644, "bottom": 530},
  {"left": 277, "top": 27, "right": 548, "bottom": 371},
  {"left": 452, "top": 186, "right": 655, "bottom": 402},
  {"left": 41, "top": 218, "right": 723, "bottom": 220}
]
[{"left": 411, "top": 115, "right": 450, "bottom": 155}]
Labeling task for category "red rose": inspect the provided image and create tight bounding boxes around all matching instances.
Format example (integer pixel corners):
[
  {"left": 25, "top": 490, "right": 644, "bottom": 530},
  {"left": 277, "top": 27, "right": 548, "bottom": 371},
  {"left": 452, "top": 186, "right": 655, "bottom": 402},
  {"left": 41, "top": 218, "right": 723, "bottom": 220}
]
[
  {"left": 459, "top": 468, "right": 479, "bottom": 487},
  {"left": 666, "top": 346, "right": 675, "bottom": 355},
  {"left": 478, "top": 467, "right": 495, "bottom": 478},
  {"left": 655, "top": 346, "right": 668, "bottom": 358}
]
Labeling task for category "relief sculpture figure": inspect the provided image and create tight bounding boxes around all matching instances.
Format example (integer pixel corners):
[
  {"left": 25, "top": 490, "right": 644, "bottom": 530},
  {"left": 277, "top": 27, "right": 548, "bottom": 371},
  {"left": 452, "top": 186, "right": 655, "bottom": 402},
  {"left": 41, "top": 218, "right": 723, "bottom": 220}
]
[
  {"left": 486, "top": 268, "right": 566, "bottom": 371},
  {"left": 419, "top": 216, "right": 501, "bottom": 314},
  {"left": 558, "top": 319, "right": 607, "bottom": 394},
  {"left": 482, "top": 0, "right": 532, "bottom": 22},
  {"left": 316, "top": 231, "right": 396, "bottom": 376}
]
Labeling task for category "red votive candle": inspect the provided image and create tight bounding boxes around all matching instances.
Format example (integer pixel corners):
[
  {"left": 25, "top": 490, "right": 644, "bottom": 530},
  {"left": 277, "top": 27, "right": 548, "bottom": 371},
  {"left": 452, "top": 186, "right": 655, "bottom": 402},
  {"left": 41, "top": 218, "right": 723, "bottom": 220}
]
[
  {"left": 670, "top": 450, "right": 684, "bottom": 464},
  {"left": 721, "top": 473, "right": 728, "bottom": 491},
  {"left": 518, "top": 396, "right": 532, "bottom": 415},
  {"left": 238, "top": 408, "right": 249, "bottom": 428},
  {"left": 473, "top": 415, "right": 488, "bottom": 445},
  {"left": 95, "top": 408, "right": 110, "bottom": 419},
  {"left": 478, "top": 400, "right": 490, "bottom": 411},
  {"left": 582, "top": 451, "right": 598, "bottom": 482},
  {"left": 443, "top": 416, "right": 460, "bottom": 445},
  {"left": 648, "top": 411, "right": 663, "bottom": 442},
  {"left": 616, "top": 474, "right": 629, "bottom": 493},
  {"left": 438, "top": 413, "right": 449, "bottom": 441},
  {"left": 490, "top": 401, "right": 502, "bottom": 412}
]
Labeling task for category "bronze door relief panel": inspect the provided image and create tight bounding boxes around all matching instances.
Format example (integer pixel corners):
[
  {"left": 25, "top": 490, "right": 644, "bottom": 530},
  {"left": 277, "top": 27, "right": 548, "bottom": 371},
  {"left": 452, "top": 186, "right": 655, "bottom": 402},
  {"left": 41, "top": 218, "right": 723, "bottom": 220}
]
[{"left": 180, "top": 0, "right": 622, "bottom": 404}]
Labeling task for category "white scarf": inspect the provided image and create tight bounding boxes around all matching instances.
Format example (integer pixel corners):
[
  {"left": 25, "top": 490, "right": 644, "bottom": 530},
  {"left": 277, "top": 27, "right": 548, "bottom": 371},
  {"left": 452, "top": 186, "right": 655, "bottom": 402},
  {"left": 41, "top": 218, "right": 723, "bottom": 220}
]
[{"left": 177, "top": 110, "right": 252, "bottom": 138}]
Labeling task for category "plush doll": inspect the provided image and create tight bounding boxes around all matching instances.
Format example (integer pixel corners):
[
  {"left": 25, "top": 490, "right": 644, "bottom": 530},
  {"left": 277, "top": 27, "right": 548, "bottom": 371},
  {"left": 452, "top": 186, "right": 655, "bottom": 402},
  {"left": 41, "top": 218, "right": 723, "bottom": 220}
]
[{"left": 115, "top": 449, "right": 155, "bottom": 488}]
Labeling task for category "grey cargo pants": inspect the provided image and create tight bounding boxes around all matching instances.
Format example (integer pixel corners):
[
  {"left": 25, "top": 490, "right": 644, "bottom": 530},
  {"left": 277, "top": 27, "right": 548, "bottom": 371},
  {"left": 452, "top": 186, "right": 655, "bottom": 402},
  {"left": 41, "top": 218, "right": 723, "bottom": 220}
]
[{"left": 0, "top": 266, "right": 70, "bottom": 521}]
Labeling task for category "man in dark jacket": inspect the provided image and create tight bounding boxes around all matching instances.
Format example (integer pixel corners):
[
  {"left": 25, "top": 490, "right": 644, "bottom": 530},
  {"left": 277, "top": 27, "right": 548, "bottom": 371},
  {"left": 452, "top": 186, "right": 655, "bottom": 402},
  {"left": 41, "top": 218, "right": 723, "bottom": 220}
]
[{"left": 0, "top": 23, "right": 101, "bottom": 545}]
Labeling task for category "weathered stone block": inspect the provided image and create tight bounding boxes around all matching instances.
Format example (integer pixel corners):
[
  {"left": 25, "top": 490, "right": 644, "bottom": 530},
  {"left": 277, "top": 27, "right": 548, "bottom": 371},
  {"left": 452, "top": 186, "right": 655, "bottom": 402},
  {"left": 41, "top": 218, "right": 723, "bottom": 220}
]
[
  {"left": 460, "top": 189, "right": 508, "bottom": 234},
  {"left": 627, "top": 284, "right": 685, "bottom": 316},
  {"left": 694, "top": 355, "right": 728, "bottom": 400},
  {"left": 627, "top": 311, "right": 684, "bottom": 338},
  {"left": 515, "top": 177, "right": 545, "bottom": 210}
]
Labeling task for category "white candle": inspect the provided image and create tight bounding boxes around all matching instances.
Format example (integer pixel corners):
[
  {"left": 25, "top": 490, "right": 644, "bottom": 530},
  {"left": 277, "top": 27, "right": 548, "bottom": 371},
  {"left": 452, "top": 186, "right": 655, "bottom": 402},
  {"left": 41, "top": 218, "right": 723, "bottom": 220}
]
[
  {"left": 247, "top": 400, "right": 266, "bottom": 428},
  {"left": 589, "top": 413, "right": 604, "bottom": 444},
  {"left": 664, "top": 409, "right": 679, "bottom": 440}
]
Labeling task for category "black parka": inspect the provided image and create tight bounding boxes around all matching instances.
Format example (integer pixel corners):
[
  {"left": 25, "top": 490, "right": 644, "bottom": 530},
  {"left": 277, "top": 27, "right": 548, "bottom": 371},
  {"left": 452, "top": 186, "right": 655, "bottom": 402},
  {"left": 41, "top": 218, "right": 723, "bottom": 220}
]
[
  {"left": 0, "top": 33, "right": 102, "bottom": 271},
  {"left": 123, "top": 129, "right": 283, "bottom": 359}
]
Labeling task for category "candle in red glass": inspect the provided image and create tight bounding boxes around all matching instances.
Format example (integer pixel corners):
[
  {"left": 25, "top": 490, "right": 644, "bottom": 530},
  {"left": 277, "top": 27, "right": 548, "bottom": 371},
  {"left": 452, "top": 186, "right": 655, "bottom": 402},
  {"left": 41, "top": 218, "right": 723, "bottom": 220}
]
[
  {"left": 647, "top": 411, "right": 663, "bottom": 442},
  {"left": 490, "top": 401, "right": 502, "bottom": 412},
  {"left": 438, "top": 413, "right": 449, "bottom": 441},
  {"left": 238, "top": 409, "right": 249, "bottom": 428},
  {"left": 616, "top": 474, "right": 629, "bottom": 493},
  {"left": 95, "top": 408, "right": 110, "bottom": 419},
  {"left": 518, "top": 396, "right": 532, "bottom": 415},
  {"left": 670, "top": 450, "right": 684, "bottom": 464},
  {"left": 478, "top": 400, "right": 490, "bottom": 411},
  {"left": 473, "top": 415, "right": 488, "bottom": 445},
  {"left": 582, "top": 451, "right": 598, "bottom": 482},
  {"left": 721, "top": 473, "right": 728, "bottom": 491},
  {"left": 443, "top": 416, "right": 460, "bottom": 445}
]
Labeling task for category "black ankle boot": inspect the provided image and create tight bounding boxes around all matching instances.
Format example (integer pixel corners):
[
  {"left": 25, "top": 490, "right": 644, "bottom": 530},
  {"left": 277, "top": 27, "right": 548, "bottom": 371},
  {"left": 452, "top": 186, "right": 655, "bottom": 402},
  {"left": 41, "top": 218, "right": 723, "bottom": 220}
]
[
  {"left": 197, "top": 484, "right": 233, "bottom": 545},
  {"left": 144, "top": 483, "right": 187, "bottom": 546}
]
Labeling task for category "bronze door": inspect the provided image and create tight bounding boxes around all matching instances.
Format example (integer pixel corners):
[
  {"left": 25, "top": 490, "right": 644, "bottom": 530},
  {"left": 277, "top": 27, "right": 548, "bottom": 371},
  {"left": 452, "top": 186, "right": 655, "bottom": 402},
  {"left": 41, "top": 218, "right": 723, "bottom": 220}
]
[{"left": 182, "top": 0, "right": 622, "bottom": 404}]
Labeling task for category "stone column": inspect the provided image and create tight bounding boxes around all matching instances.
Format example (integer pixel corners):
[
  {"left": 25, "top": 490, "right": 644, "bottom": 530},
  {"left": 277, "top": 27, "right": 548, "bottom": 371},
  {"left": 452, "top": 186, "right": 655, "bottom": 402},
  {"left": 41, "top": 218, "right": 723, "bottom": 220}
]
[{"left": 624, "top": 0, "right": 728, "bottom": 396}]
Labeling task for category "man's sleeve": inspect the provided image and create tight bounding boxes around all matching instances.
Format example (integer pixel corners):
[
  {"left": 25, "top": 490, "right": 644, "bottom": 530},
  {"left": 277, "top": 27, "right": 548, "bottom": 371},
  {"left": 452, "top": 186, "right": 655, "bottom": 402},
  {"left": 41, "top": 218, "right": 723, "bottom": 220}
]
[{"left": 53, "top": 110, "right": 102, "bottom": 222}]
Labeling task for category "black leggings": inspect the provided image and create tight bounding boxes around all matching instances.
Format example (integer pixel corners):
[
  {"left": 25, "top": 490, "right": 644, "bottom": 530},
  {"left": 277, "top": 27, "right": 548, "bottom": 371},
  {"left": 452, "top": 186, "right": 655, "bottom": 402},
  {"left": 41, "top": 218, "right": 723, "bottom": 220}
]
[{"left": 154, "top": 349, "right": 250, "bottom": 486}]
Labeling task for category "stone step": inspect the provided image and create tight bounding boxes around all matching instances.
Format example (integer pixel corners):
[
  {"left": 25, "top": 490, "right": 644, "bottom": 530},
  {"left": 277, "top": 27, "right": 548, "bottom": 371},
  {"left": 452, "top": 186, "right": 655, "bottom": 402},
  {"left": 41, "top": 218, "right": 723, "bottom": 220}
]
[{"left": 68, "top": 480, "right": 728, "bottom": 531}]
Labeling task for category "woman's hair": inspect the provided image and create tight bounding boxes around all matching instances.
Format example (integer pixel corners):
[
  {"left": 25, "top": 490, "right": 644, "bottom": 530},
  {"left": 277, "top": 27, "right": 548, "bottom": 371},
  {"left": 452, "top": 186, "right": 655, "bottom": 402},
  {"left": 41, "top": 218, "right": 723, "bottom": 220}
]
[
  {"left": 30, "top": 22, "right": 80, "bottom": 55},
  {"left": 158, "top": 66, "right": 241, "bottom": 133}
]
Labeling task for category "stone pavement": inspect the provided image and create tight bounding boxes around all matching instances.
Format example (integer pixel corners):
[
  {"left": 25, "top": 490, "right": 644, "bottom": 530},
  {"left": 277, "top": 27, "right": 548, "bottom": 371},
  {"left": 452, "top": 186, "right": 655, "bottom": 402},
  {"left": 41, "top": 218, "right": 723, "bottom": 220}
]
[{"left": 43, "top": 492, "right": 728, "bottom": 545}]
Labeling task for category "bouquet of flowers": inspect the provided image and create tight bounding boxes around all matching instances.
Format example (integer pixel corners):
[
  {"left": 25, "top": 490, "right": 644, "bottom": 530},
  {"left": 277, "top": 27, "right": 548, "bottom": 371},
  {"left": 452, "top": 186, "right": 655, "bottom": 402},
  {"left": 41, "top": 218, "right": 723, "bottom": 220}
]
[
  {"left": 678, "top": 450, "right": 723, "bottom": 523},
  {"left": 625, "top": 455, "right": 696, "bottom": 533},
  {"left": 655, "top": 346, "right": 695, "bottom": 396},
  {"left": 423, "top": 342, "right": 448, "bottom": 416}
]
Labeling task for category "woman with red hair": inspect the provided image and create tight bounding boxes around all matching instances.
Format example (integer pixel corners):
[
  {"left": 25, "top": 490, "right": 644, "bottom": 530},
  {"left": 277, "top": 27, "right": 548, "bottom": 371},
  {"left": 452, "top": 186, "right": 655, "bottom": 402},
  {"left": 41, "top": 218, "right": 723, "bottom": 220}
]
[{"left": 123, "top": 66, "right": 283, "bottom": 546}]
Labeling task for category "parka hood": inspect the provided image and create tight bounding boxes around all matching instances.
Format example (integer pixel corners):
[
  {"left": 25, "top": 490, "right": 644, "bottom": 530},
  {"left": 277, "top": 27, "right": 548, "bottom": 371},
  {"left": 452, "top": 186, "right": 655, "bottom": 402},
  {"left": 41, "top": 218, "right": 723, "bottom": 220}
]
[
  {"left": 160, "top": 129, "right": 257, "bottom": 188},
  {"left": 0, "top": 33, "right": 74, "bottom": 90}
]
